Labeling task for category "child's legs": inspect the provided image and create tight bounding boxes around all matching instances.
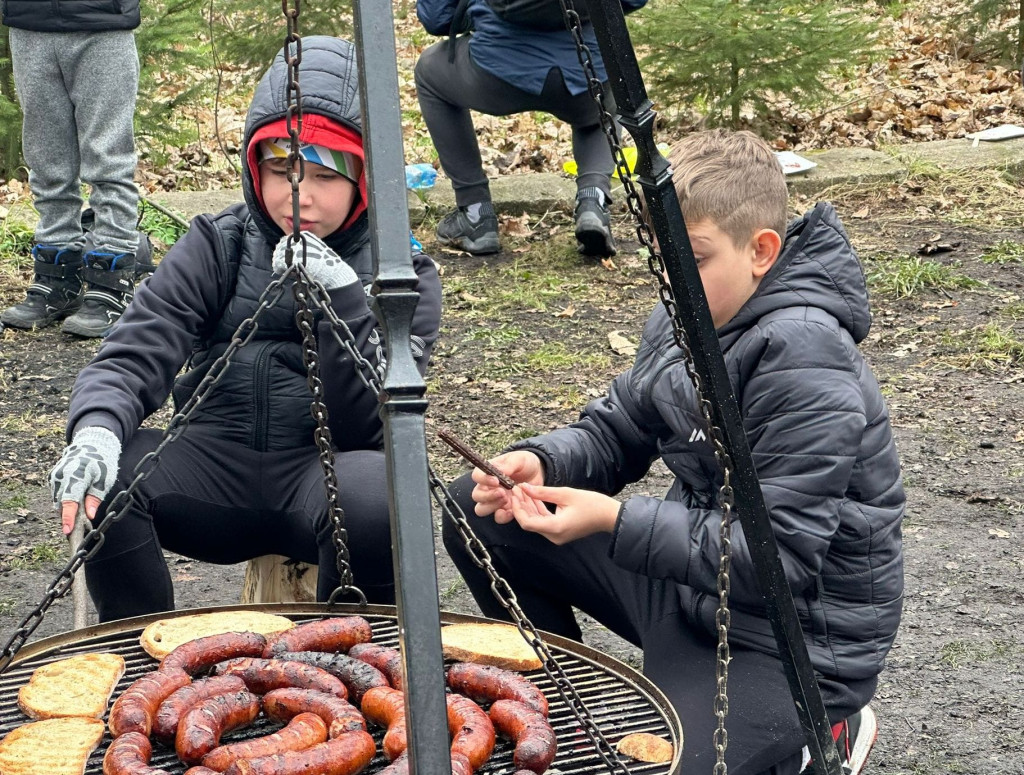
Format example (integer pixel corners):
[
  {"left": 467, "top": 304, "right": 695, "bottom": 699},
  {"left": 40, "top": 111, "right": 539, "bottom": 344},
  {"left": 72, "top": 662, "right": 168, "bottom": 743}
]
[
  {"left": 8, "top": 29, "right": 84, "bottom": 248},
  {"left": 415, "top": 37, "right": 547, "bottom": 208},
  {"left": 643, "top": 612, "right": 877, "bottom": 775},
  {"left": 65, "top": 31, "right": 139, "bottom": 254},
  {"left": 290, "top": 449, "right": 396, "bottom": 605},
  {"left": 442, "top": 472, "right": 678, "bottom": 643}
]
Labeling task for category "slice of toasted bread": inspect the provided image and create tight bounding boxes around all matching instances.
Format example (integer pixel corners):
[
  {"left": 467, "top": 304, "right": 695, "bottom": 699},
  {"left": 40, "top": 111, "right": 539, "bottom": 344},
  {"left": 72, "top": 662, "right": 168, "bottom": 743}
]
[
  {"left": 140, "top": 610, "right": 296, "bottom": 659},
  {"left": 17, "top": 653, "right": 125, "bottom": 720},
  {"left": 616, "top": 732, "right": 674, "bottom": 763},
  {"left": 440, "top": 622, "right": 542, "bottom": 671},
  {"left": 0, "top": 717, "right": 105, "bottom": 775}
]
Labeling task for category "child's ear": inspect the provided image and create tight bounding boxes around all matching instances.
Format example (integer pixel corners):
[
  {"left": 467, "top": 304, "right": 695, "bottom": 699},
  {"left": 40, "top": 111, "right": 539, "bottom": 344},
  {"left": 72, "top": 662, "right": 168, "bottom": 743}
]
[{"left": 751, "top": 228, "right": 782, "bottom": 278}]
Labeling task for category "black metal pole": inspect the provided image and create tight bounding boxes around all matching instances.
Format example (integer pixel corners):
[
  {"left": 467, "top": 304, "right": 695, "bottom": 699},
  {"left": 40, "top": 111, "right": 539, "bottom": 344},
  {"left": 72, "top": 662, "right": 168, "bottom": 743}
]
[
  {"left": 585, "top": 3, "right": 842, "bottom": 773},
  {"left": 350, "top": 2, "right": 453, "bottom": 773}
]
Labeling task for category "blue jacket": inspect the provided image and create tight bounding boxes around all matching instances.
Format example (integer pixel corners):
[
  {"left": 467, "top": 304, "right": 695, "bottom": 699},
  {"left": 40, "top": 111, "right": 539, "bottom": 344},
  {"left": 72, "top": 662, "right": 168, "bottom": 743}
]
[
  {"left": 2, "top": 0, "right": 140, "bottom": 32},
  {"left": 67, "top": 38, "right": 443, "bottom": 453},
  {"left": 512, "top": 203, "right": 905, "bottom": 681},
  {"left": 416, "top": 0, "right": 647, "bottom": 96}
]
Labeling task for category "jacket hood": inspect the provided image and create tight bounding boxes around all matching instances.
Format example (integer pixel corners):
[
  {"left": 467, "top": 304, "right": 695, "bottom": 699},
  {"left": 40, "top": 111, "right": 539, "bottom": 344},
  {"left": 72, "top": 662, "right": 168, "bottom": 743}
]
[
  {"left": 718, "top": 202, "right": 872, "bottom": 349},
  {"left": 242, "top": 36, "right": 369, "bottom": 250}
]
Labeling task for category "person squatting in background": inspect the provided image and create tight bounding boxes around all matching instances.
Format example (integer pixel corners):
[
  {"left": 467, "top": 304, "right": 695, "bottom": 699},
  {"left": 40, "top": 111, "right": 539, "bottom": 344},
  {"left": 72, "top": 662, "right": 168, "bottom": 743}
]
[
  {"left": 414, "top": 0, "right": 647, "bottom": 257},
  {"left": 444, "top": 129, "right": 903, "bottom": 775},
  {"left": 1, "top": 0, "right": 144, "bottom": 338},
  {"left": 47, "top": 36, "right": 443, "bottom": 621}
]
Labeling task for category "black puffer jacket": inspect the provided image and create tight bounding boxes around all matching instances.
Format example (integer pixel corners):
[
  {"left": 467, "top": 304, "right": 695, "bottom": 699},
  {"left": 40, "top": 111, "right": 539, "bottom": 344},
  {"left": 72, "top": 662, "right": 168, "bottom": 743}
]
[
  {"left": 67, "top": 37, "right": 443, "bottom": 453},
  {"left": 3, "top": 0, "right": 140, "bottom": 32},
  {"left": 512, "top": 203, "right": 904, "bottom": 681}
]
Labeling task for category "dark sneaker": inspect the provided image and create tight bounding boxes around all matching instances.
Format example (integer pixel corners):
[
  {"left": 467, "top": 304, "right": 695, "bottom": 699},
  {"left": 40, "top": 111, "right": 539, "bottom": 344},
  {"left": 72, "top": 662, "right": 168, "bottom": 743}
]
[
  {"left": 574, "top": 187, "right": 616, "bottom": 257},
  {"left": 0, "top": 245, "right": 84, "bottom": 329},
  {"left": 61, "top": 250, "right": 136, "bottom": 338},
  {"left": 436, "top": 202, "right": 500, "bottom": 255},
  {"left": 800, "top": 705, "right": 877, "bottom": 775}
]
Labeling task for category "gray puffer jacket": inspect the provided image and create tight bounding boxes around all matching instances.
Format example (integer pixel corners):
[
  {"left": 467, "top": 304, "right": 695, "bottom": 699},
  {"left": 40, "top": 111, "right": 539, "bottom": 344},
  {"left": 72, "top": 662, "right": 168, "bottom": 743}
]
[
  {"left": 2, "top": 0, "right": 140, "bottom": 31},
  {"left": 513, "top": 202, "right": 904, "bottom": 680}
]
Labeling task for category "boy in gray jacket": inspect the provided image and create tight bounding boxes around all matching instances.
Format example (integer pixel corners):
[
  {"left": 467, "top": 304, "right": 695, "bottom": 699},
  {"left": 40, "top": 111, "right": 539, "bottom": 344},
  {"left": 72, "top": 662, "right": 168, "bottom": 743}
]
[
  {"left": 1, "top": 0, "right": 142, "bottom": 337},
  {"left": 444, "top": 129, "right": 904, "bottom": 775}
]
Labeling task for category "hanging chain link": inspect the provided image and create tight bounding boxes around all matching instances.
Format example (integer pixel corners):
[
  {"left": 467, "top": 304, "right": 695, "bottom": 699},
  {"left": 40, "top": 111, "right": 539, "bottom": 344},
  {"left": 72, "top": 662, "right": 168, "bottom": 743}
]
[
  {"left": 0, "top": 276, "right": 291, "bottom": 673},
  {"left": 280, "top": 0, "right": 363, "bottom": 606},
  {"left": 558, "top": 2, "right": 736, "bottom": 771}
]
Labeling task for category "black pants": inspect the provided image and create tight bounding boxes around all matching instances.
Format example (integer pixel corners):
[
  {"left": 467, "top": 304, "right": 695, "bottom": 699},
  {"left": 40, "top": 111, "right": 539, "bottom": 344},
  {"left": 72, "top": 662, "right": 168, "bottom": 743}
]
[
  {"left": 415, "top": 35, "right": 618, "bottom": 208},
  {"left": 441, "top": 473, "right": 876, "bottom": 775},
  {"left": 84, "top": 427, "right": 395, "bottom": 622}
]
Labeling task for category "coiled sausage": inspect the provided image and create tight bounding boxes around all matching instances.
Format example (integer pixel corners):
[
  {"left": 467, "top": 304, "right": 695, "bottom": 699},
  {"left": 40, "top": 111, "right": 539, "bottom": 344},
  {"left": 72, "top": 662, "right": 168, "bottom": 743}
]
[
  {"left": 222, "top": 729, "right": 376, "bottom": 775},
  {"left": 347, "top": 643, "right": 404, "bottom": 690},
  {"left": 446, "top": 662, "right": 548, "bottom": 717},
  {"left": 262, "top": 688, "right": 366, "bottom": 738},
  {"left": 447, "top": 693, "right": 495, "bottom": 770},
  {"left": 161, "top": 632, "right": 268, "bottom": 676},
  {"left": 109, "top": 669, "right": 192, "bottom": 738},
  {"left": 274, "top": 650, "right": 388, "bottom": 703},
  {"left": 489, "top": 699, "right": 557, "bottom": 773},
  {"left": 263, "top": 617, "right": 372, "bottom": 656},
  {"left": 201, "top": 712, "right": 327, "bottom": 771},
  {"left": 153, "top": 675, "right": 247, "bottom": 744},
  {"left": 360, "top": 685, "right": 407, "bottom": 761},
  {"left": 212, "top": 657, "right": 347, "bottom": 699},
  {"left": 175, "top": 689, "right": 261, "bottom": 765}
]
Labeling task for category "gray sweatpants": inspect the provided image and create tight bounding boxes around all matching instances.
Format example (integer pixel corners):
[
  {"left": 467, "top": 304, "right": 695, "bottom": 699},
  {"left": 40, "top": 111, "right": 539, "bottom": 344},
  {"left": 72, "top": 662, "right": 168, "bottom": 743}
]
[{"left": 9, "top": 28, "right": 139, "bottom": 254}]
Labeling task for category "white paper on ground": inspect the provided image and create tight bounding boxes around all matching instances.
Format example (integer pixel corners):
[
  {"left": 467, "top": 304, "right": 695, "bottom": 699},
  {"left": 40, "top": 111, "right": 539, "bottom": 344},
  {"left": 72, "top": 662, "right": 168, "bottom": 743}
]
[
  {"left": 965, "top": 124, "right": 1024, "bottom": 143},
  {"left": 776, "top": 151, "right": 817, "bottom": 175}
]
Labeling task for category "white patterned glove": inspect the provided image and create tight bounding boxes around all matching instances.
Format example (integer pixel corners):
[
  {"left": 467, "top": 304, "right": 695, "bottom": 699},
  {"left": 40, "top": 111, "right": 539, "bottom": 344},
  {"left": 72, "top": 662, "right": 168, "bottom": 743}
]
[
  {"left": 49, "top": 427, "right": 121, "bottom": 515},
  {"left": 272, "top": 231, "right": 358, "bottom": 290}
]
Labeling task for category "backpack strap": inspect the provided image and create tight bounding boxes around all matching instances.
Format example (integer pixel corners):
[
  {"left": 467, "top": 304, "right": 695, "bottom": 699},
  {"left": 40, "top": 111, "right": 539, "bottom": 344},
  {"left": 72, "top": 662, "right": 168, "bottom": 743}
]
[{"left": 448, "top": 0, "right": 473, "bottom": 62}]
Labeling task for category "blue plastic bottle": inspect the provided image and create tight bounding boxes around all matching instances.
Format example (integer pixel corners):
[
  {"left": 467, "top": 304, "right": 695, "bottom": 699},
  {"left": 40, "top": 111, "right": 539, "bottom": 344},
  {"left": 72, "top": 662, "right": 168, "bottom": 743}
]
[{"left": 404, "top": 163, "right": 437, "bottom": 190}]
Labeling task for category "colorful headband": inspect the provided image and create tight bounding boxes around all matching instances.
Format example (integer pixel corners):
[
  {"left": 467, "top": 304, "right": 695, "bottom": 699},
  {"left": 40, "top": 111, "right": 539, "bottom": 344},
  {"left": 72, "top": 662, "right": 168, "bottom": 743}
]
[{"left": 259, "top": 138, "right": 362, "bottom": 184}]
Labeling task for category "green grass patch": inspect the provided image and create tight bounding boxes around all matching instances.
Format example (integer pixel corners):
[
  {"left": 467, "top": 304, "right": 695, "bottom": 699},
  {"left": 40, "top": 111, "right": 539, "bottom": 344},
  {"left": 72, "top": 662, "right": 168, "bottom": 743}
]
[
  {"left": 0, "top": 598, "right": 17, "bottom": 616},
  {"left": 1002, "top": 301, "right": 1024, "bottom": 320},
  {"left": 0, "top": 488, "right": 29, "bottom": 511},
  {"left": 938, "top": 638, "right": 1015, "bottom": 668},
  {"left": 0, "top": 411, "right": 65, "bottom": 438},
  {"left": 139, "top": 203, "right": 188, "bottom": 248},
  {"left": 466, "top": 325, "right": 525, "bottom": 347},
  {"left": 865, "top": 252, "right": 984, "bottom": 299},
  {"left": 7, "top": 543, "right": 64, "bottom": 571},
  {"left": 937, "top": 323, "right": 1024, "bottom": 369},
  {"left": 0, "top": 213, "right": 35, "bottom": 277},
  {"left": 980, "top": 240, "right": 1024, "bottom": 265}
]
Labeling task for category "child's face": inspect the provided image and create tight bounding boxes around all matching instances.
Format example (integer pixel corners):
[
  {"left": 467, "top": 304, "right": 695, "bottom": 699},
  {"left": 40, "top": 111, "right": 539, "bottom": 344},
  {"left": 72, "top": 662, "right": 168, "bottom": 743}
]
[
  {"left": 686, "top": 219, "right": 781, "bottom": 328},
  {"left": 259, "top": 158, "right": 358, "bottom": 239}
]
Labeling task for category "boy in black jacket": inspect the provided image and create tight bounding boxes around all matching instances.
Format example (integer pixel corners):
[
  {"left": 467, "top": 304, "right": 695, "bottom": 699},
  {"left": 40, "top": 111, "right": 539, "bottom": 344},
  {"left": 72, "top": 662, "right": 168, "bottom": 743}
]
[
  {"left": 48, "top": 37, "right": 442, "bottom": 621},
  {"left": 444, "top": 130, "right": 903, "bottom": 775}
]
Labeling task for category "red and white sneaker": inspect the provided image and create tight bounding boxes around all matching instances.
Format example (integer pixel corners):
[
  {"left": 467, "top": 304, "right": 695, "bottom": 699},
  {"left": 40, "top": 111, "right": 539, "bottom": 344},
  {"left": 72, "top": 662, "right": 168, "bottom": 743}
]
[{"left": 799, "top": 705, "right": 878, "bottom": 775}]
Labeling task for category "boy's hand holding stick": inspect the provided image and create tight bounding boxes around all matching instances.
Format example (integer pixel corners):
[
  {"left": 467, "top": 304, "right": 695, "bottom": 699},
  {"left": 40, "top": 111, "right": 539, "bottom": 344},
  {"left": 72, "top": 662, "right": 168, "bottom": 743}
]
[{"left": 438, "top": 428, "right": 516, "bottom": 490}]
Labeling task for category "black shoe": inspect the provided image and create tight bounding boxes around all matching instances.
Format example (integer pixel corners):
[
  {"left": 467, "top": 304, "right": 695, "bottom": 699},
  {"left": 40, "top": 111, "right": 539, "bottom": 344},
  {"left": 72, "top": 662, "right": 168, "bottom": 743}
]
[
  {"left": 0, "top": 245, "right": 84, "bottom": 329},
  {"left": 62, "top": 250, "right": 136, "bottom": 338},
  {"left": 574, "top": 187, "right": 616, "bottom": 257},
  {"left": 436, "top": 202, "right": 500, "bottom": 255}
]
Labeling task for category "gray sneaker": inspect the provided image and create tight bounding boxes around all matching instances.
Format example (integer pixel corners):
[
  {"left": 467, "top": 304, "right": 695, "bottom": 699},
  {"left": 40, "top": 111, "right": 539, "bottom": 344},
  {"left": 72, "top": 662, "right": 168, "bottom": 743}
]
[
  {"left": 575, "top": 187, "right": 617, "bottom": 257},
  {"left": 62, "top": 250, "right": 136, "bottom": 338},
  {"left": 436, "top": 202, "right": 500, "bottom": 255},
  {"left": 0, "top": 245, "right": 84, "bottom": 329}
]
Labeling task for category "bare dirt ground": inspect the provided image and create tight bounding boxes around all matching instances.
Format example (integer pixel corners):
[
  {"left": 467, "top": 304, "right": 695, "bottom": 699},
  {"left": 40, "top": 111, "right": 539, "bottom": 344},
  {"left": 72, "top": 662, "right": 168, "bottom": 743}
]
[{"left": 1, "top": 169, "right": 1023, "bottom": 774}]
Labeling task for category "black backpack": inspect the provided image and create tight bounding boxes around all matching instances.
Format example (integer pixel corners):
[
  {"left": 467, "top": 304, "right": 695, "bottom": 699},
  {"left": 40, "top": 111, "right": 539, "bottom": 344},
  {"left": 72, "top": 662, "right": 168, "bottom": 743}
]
[{"left": 451, "top": 0, "right": 589, "bottom": 35}]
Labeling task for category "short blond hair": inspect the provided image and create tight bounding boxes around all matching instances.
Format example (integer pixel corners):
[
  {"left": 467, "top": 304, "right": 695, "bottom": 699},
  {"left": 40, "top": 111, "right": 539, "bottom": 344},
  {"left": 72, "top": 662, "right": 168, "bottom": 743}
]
[{"left": 660, "top": 129, "right": 788, "bottom": 247}]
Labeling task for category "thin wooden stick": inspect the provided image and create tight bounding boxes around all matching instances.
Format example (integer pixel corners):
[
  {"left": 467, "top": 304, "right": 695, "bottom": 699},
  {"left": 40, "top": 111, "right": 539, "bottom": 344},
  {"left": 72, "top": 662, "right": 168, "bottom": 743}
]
[{"left": 437, "top": 428, "right": 515, "bottom": 489}]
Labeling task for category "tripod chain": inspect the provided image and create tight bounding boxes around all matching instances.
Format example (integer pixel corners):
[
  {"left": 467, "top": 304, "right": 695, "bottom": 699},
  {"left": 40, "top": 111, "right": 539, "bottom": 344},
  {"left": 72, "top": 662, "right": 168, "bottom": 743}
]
[
  {"left": 558, "top": 2, "right": 736, "bottom": 771},
  {"left": 428, "top": 469, "right": 636, "bottom": 775},
  {"left": 0, "top": 275, "right": 291, "bottom": 674}
]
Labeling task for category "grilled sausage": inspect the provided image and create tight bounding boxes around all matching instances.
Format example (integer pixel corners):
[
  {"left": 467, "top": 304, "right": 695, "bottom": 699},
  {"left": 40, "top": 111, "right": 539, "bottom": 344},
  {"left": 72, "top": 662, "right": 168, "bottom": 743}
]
[
  {"left": 346, "top": 643, "right": 404, "bottom": 690},
  {"left": 377, "top": 751, "right": 473, "bottom": 775},
  {"left": 153, "top": 675, "right": 248, "bottom": 744},
  {"left": 446, "top": 662, "right": 548, "bottom": 717},
  {"left": 175, "top": 689, "right": 261, "bottom": 765},
  {"left": 102, "top": 730, "right": 173, "bottom": 775},
  {"left": 212, "top": 657, "right": 348, "bottom": 699},
  {"left": 274, "top": 650, "right": 389, "bottom": 703},
  {"left": 161, "top": 632, "right": 268, "bottom": 675},
  {"left": 202, "top": 712, "right": 328, "bottom": 771},
  {"left": 184, "top": 769, "right": 222, "bottom": 775},
  {"left": 109, "top": 669, "right": 192, "bottom": 738},
  {"left": 360, "top": 685, "right": 407, "bottom": 761},
  {"left": 447, "top": 693, "right": 495, "bottom": 771},
  {"left": 222, "top": 729, "right": 376, "bottom": 775},
  {"left": 263, "top": 617, "right": 372, "bottom": 657},
  {"left": 489, "top": 699, "right": 557, "bottom": 773},
  {"left": 262, "top": 688, "right": 366, "bottom": 737}
]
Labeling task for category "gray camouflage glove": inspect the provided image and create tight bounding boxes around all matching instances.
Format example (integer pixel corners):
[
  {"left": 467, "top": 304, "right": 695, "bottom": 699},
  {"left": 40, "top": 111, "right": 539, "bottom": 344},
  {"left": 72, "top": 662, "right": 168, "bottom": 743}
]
[
  {"left": 49, "top": 426, "right": 122, "bottom": 511},
  {"left": 272, "top": 231, "right": 358, "bottom": 290}
]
